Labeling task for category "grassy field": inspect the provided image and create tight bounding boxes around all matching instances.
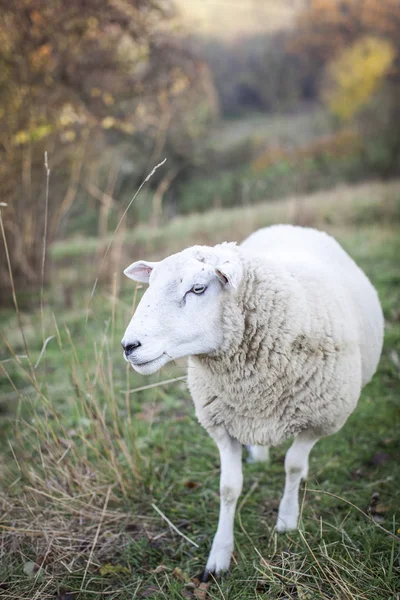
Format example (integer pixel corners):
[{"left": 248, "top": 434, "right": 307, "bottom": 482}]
[{"left": 1, "top": 181, "right": 400, "bottom": 599}]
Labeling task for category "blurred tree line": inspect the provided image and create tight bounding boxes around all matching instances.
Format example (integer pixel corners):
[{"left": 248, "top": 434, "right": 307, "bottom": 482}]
[
  {"left": 0, "top": 0, "right": 218, "bottom": 303},
  {"left": 1, "top": 0, "right": 400, "bottom": 302},
  {"left": 292, "top": 0, "right": 400, "bottom": 169},
  {"left": 185, "top": 0, "right": 400, "bottom": 204},
  {"left": 191, "top": 0, "right": 400, "bottom": 129}
]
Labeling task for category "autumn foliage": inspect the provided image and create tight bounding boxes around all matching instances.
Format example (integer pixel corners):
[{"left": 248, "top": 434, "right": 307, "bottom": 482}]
[
  {"left": 292, "top": 0, "right": 400, "bottom": 74},
  {"left": 289, "top": 0, "right": 400, "bottom": 167},
  {"left": 0, "top": 0, "right": 217, "bottom": 302},
  {"left": 324, "top": 36, "right": 395, "bottom": 122}
]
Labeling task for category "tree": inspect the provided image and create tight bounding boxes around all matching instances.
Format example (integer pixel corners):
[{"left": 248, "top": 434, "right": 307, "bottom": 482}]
[
  {"left": 324, "top": 36, "right": 395, "bottom": 122},
  {"left": 290, "top": 0, "right": 400, "bottom": 95},
  {"left": 0, "top": 0, "right": 217, "bottom": 303},
  {"left": 289, "top": 0, "right": 400, "bottom": 174}
]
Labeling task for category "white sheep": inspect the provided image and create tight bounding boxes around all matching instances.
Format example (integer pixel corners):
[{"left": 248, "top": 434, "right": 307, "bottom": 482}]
[{"left": 121, "top": 225, "right": 384, "bottom": 579}]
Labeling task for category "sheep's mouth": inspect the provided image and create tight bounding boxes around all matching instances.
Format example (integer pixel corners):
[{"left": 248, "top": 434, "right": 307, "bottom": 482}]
[
  {"left": 129, "top": 353, "right": 169, "bottom": 374},
  {"left": 133, "top": 354, "right": 165, "bottom": 367}
]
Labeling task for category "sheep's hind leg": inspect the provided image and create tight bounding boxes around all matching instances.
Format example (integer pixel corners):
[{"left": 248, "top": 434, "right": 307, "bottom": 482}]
[
  {"left": 202, "top": 428, "right": 243, "bottom": 580},
  {"left": 276, "top": 430, "right": 319, "bottom": 533},
  {"left": 246, "top": 444, "right": 270, "bottom": 463}
]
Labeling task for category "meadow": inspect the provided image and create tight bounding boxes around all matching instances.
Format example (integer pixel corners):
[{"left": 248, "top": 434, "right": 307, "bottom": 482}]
[{"left": 0, "top": 180, "right": 399, "bottom": 599}]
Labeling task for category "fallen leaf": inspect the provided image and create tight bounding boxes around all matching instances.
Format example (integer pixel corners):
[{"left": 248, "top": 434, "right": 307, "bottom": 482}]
[
  {"left": 184, "top": 581, "right": 196, "bottom": 590},
  {"left": 194, "top": 582, "right": 211, "bottom": 600},
  {"left": 184, "top": 481, "right": 199, "bottom": 489},
  {"left": 99, "top": 563, "right": 130, "bottom": 576},
  {"left": 374, "top": 504, "right": 390, "bottom": 514},
  {"left": 152, "top": 564, "right": 169, "bottom": 574},
  {"left": 172, "top": 566, "right": 189, "bottom": 582},
  {"left": 23, "top": 561, "right": 36, "bottom": 577}
]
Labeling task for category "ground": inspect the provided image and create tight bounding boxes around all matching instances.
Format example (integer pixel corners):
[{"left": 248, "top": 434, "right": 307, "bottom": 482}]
[{"left": 0, "top": 181, "right": 399, "bottom": 599}]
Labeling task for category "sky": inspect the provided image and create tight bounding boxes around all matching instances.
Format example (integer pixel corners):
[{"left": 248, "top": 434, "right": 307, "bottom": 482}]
[{"left": 175, "top": 0, "right": 305, "bottom": 39}]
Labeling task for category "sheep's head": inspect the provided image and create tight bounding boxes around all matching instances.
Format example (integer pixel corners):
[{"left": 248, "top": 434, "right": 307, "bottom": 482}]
[{"left": 121, "top": 243, "right": 243, "bottom": 374}]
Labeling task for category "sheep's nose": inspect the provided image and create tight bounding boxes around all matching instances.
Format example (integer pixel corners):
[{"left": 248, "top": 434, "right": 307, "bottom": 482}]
[{"left": 122, "top": 340, "right": 141, "bottom": 357}]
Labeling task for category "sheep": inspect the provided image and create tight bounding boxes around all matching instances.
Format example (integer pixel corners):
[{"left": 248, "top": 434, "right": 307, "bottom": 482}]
[{"left": 121, "top": 224, "right": 384, "bottom": 579}]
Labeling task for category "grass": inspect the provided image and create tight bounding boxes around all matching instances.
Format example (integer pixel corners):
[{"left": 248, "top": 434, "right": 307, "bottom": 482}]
[
  {"left": 207, "top": 108, "right": 332, "bottom": 155},
  {"left": 51, "top": 179, "right": 400, "bottom": 263},
  {"left": 0, "top": 181, "right": 399, "bottom": 599}
]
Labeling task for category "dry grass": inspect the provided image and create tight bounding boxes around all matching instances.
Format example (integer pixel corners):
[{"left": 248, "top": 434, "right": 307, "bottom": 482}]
[
  {"left": 51, "top": 178, "right": 400, "bottom": 266},
  {"left": 0, "top": 179, "right": 399, "bottom": 598}
]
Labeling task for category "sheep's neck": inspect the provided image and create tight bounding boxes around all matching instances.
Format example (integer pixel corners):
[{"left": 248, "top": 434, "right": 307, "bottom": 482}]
[{"left": 197, "top": 257, "right": 272, "bottom": 376}]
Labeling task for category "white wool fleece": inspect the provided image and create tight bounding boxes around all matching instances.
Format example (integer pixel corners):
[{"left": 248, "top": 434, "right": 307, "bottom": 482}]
[
  {"left": 188, "top": 226, "right": 383, "bottom": 447},
  {"left": 122, "top": 225, "right": 384, "bottom": 572}
]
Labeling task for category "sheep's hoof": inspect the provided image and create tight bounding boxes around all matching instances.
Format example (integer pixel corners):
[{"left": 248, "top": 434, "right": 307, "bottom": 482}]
[
  {"left": 203, "top": 545, "right": 232, "bottom": 579},
  {"left": 199, "top": 569, "right": 213, "bottom": 583},
  {"left": 276, "top": 515, "right": 298, "bottom": 533}
]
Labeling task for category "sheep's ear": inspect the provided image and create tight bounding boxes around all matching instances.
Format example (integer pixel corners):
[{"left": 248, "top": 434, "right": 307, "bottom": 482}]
[
  {"left": 123, "top": 260, "right": 158, "bottom": 283},
  {"left": 215, "top": 260, "right": 242, "bottom": 290}
]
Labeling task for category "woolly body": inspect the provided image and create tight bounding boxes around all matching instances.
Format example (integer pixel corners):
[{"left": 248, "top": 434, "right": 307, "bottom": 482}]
[
  {"left": 122, "top": 224, "right": 384, "bottom": 574},
  {"left": 188, "top": 225, "right": 383, "bottom": 448}
]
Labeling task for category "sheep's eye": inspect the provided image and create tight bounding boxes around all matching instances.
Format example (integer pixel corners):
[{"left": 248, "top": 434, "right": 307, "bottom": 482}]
[{"left": 191, "top": 284, "right": 207, "bottom": 295}]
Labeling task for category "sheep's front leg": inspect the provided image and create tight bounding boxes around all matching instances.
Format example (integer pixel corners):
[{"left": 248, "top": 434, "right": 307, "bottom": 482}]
[
  {"left": 203, "top": 429, "right": 243, "bottom": 579},
  {"left": 276, "top": 430, "right": 319, "bottom": 532}
]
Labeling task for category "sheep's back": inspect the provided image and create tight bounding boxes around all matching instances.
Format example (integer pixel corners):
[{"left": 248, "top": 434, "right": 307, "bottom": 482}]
[{"left": 241, "top": 225, "right": 383, "bottom": 387}]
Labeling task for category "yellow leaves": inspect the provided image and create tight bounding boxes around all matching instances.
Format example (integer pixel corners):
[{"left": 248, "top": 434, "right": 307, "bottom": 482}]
[
  {"left": 99, "top": 563, "right": 130, "bottom": 576},
  {"left": 324, "top": 36, "right": 395, "bottom": 122},
  {"left": 31, "top": 124, "right": 52, "bottom": 141},
  {"left": 101, "top": 116, "right": 135, "bottom": 134},
  {"left": 172, "top": 567, "right": 190, "bottom": 583},
  {"left": 60, "top": 130, "right": 76, "bottom": 142},
  {"left": 103, "top": 93, "right": 115, "bottom": 106},
  {"left": 117, "top": 121, "right": 135, "bottom": 134},
  {"left": 12, "top": 124, "right": 52, "bottom": 145},
  {"left": 117, "top": 35, "right": 149, "bottom": 69},
  {"left": 12, "top": 131, "right": 30, "bottom": 145},
  {"left": 90, "top": 89, "right": 115, "bottom": 105},
  {"left": 59, "top": 104, "right": 80, "bottom": 126},
  {"left": 101, "top": 116, "right": 116, "bottom": 129}
]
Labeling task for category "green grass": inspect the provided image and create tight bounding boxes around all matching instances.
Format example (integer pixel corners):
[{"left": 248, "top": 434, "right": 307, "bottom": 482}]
[
  {"left": 51, "top": 179, "right": 400, "bottom": 263},
  {"left": 207, "top": 109, "right": 331, "bottom": 154},
  {"left": 0, "top": 183, "right": 399, "bottom": 599}
]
